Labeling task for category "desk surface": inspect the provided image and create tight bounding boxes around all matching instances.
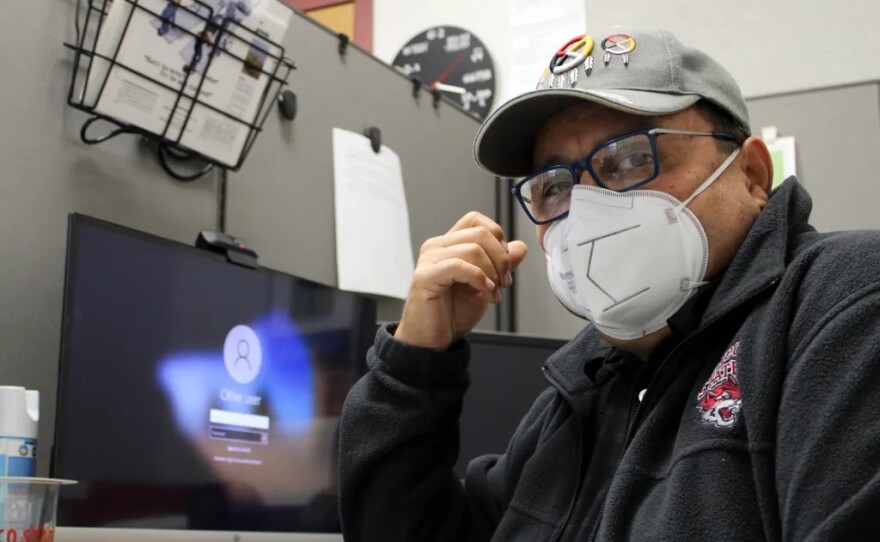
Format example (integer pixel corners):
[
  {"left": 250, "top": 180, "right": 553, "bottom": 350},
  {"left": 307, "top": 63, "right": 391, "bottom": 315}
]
[{"left": 56, "top": 527, "right": 343, "bottom": 542}]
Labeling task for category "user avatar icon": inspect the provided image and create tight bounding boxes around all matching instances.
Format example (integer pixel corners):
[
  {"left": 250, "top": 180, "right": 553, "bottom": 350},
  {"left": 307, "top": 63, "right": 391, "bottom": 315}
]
[
  {"left": 235, "top": 340, "right": 252, "bottom": 369},
  {"left": 224, "top": 325, "right": 262, "bottom": 384}
]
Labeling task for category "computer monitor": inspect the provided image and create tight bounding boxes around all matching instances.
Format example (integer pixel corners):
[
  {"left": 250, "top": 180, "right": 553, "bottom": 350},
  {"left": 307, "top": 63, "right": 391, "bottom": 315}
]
[
  {"left": 456, "top": 332, "right": 567, "bottom": 477},
  {"left": 52, "top": 214, "right": 376, "bottom": 542}
]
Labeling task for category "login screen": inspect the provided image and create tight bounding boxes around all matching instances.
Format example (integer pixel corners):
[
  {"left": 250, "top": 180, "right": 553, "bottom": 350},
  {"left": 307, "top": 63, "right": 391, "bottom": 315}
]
[{"left": 53, "top": 216, "right": 375, "bottom": 533}]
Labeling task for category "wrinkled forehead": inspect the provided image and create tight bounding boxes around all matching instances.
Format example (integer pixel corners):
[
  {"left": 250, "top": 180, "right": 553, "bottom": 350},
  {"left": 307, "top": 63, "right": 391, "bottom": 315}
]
[
  {"left": 532, "top": 105, "right": 653, "bottom": 165},
  {"left": 532, "top": 103, "right": 702, "bottom": 168}
]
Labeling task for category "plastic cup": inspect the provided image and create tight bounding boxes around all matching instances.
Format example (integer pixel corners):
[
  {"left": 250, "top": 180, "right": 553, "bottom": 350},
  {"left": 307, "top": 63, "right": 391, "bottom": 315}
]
[{"left": 0, "top": 478, "right": 76, "bottom": 542}]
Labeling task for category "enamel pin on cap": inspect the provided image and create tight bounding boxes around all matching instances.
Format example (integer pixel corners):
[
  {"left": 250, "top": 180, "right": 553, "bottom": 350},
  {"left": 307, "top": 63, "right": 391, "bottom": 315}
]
[
  {"left": 550, "top": 35, "right": 595, "bottom": 75},
  {"left": 601, "top": 33, "right": 636, "bottom": 66}
]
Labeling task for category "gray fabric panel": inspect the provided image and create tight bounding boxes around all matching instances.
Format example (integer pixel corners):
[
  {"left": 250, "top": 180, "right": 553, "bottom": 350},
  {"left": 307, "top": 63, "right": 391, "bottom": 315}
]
[
  {"left": 225, "top": 12, "right": 498, "bottom": 330},
  {"left": 0, "top": 1, "right": 218, "bottom": 475}
]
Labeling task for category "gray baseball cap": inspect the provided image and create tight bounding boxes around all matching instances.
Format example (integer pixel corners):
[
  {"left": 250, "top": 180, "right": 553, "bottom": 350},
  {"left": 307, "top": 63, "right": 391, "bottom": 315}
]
[{"left": 474, "top": 29, "right": 749, "bottom": 178}]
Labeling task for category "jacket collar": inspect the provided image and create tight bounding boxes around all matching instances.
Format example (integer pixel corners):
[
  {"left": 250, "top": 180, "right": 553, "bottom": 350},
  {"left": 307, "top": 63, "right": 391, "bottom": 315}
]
[
  {"left": 700, "top": 177, "right": 814, "bottom": 326},
  {"left": 543, "top": 325, "right": 611, "bottom": 397},
  {"left": 543, "top": 178, "right": 815, "bottom": 394}
]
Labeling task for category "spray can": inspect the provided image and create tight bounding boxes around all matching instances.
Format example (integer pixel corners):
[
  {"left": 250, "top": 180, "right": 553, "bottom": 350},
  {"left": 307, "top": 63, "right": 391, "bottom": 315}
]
[{"left": 0, "top": 387, "right": 39, "bottom": 477}]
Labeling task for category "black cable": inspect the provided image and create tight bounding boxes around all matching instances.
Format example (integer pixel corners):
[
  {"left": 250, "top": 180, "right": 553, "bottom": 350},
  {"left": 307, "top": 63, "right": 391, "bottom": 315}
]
[
  {"left": 75, "top": 0, "right": 83, "bottom": 46},
  {"left": 163, "top": 144, "right": 197, "bottom": 160},
  {"left": 217, "top": 168, "right": 227, "bottom": 233},
  {"left": 80, "top": 116, "right": 133, "bottom": 144},
  {"left": 157, "top": 143, "right": 214, "bottom": 182}
]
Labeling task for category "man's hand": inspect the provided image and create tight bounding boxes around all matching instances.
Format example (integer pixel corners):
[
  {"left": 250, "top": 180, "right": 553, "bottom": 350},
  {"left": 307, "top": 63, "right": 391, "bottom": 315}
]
[{"left": 395, "top": 212, "right": 529, "bottom": 351}]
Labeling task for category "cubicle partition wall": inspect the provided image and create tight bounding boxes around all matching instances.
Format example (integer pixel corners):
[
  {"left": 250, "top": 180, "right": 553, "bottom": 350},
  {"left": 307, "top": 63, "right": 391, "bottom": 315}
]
[
  {"left": 746, "top": 83, "right": 880, "bottom": 232},
  {"left": 1, "top": 1, "right": 221, "bottom": 476},
  {"left": 0, "top": 1, "right": 495, "bottom": 477},
  {"left": 224, "top": 14, "right": 499, "bottom": 324}
]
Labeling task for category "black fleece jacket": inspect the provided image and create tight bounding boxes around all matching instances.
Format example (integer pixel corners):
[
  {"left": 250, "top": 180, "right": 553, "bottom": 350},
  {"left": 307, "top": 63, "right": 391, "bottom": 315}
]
[{"left": 339, "top": 178, "right": 880, "bottom": 541}]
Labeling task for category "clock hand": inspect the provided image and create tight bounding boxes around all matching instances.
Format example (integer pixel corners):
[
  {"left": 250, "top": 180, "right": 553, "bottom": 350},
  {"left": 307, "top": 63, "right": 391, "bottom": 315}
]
[
  {"left": 433, "top": 82, "right": 466, "bottom": 94},
  {"left": 431, "top": 52, "right": 467, "bottom": 88}
]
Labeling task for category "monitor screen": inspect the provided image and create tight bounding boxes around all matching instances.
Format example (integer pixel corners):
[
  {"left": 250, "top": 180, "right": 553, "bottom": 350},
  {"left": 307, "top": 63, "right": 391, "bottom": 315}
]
[
  {"left": 456, "top": 332, "right": 566, "bottom": 477},
  {"left": 52, "top": 214, "right": 376, "bottom": 535}
]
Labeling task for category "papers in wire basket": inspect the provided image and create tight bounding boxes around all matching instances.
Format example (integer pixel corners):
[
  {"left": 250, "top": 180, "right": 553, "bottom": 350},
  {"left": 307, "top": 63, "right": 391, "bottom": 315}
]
[{"left": 84, "top": 0, "right": 291, "bottom": 166}]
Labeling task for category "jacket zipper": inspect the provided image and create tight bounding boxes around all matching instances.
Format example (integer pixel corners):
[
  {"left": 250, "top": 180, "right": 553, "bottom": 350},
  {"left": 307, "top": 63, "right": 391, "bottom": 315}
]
[
  {"left": 541, "top": 364, "right": 584, "bottom": 542},
  {"left": 585, "top": 376, "right": 641, "bottom": 542},
  {"left": 583, "top": 277, "right": 780, "bottom": 542}
]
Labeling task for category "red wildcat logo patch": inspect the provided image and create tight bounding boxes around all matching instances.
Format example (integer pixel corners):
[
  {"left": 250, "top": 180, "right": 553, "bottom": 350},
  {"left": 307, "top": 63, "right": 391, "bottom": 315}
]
[{"left": 696, "top": 342, "right": 742, "bottom": 428}]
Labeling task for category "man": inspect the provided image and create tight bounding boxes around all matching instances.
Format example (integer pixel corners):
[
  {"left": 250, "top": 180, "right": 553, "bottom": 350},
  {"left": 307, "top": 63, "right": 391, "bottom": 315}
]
[
  {"left": 157, "top": 0, "right": 182, "bottom": 37},
  {"left": 184, "top": 0, "right": 252, "bottom": 74},
  {"left": 339, "top": 29, "right": 880, "bottom": 541}
]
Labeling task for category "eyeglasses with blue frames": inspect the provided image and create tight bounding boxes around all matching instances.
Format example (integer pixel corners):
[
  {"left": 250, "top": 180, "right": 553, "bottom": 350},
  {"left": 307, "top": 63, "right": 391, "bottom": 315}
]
[{"left": 511, "top": 128, "right": 742, "bottom": 225}]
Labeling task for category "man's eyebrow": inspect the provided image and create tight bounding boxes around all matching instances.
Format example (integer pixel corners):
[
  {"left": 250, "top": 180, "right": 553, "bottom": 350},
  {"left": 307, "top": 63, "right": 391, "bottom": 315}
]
[{"left": 532, "top": 123, "right": 661, "bottom": 172}]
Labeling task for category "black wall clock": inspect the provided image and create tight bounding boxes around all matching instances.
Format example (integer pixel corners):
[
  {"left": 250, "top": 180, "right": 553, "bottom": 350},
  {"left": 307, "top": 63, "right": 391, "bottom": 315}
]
[{"left": 392, "top": 26, "right": 496, "bottom": 120}]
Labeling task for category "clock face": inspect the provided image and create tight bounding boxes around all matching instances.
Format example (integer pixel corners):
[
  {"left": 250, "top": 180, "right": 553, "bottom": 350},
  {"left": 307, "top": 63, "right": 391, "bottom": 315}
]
[{"left": 392, "top": 26, "right": 496, "bottom": 120}]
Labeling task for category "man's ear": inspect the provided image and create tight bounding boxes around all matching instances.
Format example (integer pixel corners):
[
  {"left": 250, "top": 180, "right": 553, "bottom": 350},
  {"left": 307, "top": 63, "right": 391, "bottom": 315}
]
[{"left": 738, "top": 136, "right": 773, "bottom": 206}]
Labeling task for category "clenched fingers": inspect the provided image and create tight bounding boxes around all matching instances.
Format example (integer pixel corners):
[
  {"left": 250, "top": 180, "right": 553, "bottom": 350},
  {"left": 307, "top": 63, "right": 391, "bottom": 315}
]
[
  {"left": 421, "top": 226, "right": 511, "bottom": 286},
  {"left": 411, "top": 257, "right": 496, "bottom": 298}
]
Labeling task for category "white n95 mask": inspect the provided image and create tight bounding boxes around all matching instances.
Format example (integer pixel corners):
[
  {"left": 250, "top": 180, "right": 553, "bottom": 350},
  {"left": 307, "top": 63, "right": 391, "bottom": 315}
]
[{"left": 544, "top": 150, "right": 740, "bottom": 340}]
